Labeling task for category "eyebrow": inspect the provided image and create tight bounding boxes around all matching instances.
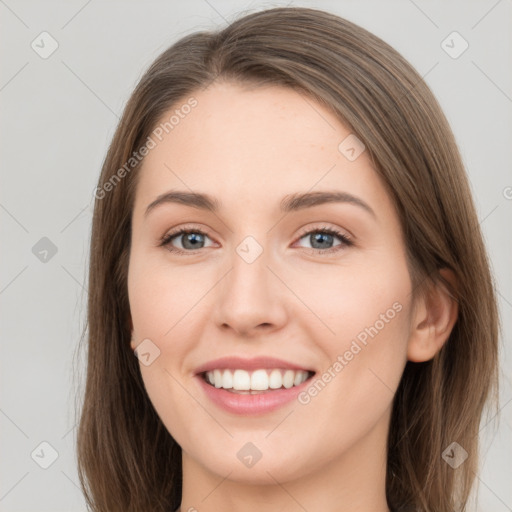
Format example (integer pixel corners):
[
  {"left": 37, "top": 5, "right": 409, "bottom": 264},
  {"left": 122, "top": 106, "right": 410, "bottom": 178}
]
[{"left": 144, "top": 190, "right": 376, "bottom": 218}]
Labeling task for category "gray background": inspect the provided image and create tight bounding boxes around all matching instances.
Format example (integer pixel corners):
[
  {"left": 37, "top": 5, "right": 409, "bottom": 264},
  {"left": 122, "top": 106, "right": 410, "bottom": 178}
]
[{"left": 1, "top": 0, "right": 511, "bottom": 510}]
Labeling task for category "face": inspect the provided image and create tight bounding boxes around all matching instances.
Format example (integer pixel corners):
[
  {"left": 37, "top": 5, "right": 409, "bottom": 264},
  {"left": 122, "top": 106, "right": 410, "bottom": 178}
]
[{"left": 127, "top": 81, "right": 414, "bottom": 485}]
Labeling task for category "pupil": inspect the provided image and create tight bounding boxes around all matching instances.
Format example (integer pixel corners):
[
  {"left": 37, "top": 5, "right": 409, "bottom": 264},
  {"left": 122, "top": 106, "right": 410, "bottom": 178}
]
[
  {"left": 184, "top": 233, "right": 203, "bottom": 249},
  {"left": 312, "top": 233, "right": 332, "bottom": 249}
]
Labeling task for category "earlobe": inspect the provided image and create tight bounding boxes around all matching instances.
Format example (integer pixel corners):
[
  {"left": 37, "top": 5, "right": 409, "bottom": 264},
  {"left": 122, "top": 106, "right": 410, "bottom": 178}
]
[
  {"left": 128, "top": 316, "right": 135, "bottom": 351},
  {"left": 407, "top": 268, "right": 458, "bottom": 363}
]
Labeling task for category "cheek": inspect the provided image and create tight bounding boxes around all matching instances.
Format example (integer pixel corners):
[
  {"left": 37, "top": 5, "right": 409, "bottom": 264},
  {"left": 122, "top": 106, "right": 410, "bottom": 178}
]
[
  {"left": 127, "top": 253, "right": 203, "bottom": 340},
  {"left": 293, "top": 250, "right": 411, "bottom": 348},
  {"left": 127, "top": 256, "right": 200, "bottom": 441},
  {"left": 295, "top": 252, "right": 412, "bottom": 410}
]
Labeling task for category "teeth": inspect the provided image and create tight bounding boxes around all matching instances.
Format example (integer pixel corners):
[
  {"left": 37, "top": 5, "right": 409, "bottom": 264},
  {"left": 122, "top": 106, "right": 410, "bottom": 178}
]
[
  {"left": 283, "top": 370, "right": 295, "bottom": 389},
  {"left": 213, "top": 369, "right": 223, "bottom": 388},
  {"left": 251, "top": 369, "right": 268, "bottom": 390},
  {"left": 222, "top": 369, "right": 233, "bottom": 389},
  {"left": 269, "top": 369, "right": 282, "bottom": 389},
  {"left": 204, "top": 368, "right": 310, "bottom": 391},
  {"left": 233, "top": 369, "right": 251, "bottom": 390}
]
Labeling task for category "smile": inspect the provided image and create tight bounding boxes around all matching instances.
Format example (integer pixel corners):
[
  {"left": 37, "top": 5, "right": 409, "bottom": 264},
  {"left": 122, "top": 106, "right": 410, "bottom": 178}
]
[{"left": 202, "top": 368, "right": 313, "bottom": 393}]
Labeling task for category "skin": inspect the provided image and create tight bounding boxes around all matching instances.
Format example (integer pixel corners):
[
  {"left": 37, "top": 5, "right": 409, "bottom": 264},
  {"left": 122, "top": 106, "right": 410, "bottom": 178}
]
[{"left": 127, "top": 81, "right": 458, "bottom": 512}]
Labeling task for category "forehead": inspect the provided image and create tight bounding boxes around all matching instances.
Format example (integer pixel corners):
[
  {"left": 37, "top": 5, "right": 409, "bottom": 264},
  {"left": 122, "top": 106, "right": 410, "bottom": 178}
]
[{"left": 132, "top": 81, "right": 392, "bottom": 220}]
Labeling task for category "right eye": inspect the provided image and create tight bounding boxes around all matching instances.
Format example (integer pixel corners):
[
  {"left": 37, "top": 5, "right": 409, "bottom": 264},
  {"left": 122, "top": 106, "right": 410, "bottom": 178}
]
[{"left": 160, "top": 227, "right": 215, "bottom": 255}]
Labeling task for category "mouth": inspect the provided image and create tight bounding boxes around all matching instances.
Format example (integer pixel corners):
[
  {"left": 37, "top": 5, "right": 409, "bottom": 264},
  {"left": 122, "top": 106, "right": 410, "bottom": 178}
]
[
  {"left": 193, "top": 356, "right": 317, "bottom": 414},
  {"left": 200, "top": 368, "right": 316, "bottom": 394}
]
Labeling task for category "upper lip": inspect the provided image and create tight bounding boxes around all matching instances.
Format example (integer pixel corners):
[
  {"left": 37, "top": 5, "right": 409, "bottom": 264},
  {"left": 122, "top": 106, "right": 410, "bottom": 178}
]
[{"left": 194, "top": 356, "right": 315, "bottom": 375}]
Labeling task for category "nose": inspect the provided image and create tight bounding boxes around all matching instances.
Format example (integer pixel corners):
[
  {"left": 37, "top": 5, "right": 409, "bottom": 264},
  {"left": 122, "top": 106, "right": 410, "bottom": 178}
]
[{"left": 212, "top": 241, "right": 289, "bottom": 338}]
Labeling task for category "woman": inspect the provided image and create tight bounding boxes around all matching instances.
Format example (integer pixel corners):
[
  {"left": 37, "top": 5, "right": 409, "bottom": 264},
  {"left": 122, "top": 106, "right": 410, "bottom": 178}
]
[{"left": 77, "top": 6, "right": 500, "bottom": 512}]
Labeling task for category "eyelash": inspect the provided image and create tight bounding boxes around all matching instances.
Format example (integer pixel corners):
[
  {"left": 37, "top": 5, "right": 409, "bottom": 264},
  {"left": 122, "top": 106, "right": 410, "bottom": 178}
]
[{"left": 159, "top": 224, "right": 353, "bottom": 257}]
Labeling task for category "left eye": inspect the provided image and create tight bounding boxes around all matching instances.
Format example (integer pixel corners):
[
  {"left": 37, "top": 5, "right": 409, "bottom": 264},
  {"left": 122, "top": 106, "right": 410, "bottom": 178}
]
[
  {"left": 294, "top": 228, "right": 352, "bottom": 253},
  {"left": 160, "top": 227, "right": 353, "bottom": 255}
]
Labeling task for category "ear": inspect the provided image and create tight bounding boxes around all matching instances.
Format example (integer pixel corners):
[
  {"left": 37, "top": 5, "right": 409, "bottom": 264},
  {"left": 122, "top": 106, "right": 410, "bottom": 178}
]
[
  {"left": 407, "top": 268, "right": 458, "bottom": 362},
  {"left": 128, "top": 316, "right": 136, "bottom": 351}
]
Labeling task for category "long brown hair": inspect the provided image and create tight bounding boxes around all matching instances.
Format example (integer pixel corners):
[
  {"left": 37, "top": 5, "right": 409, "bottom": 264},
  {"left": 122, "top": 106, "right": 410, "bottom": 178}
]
[{"left": 75, "top": 7, "right": 500, "bottom": 511}]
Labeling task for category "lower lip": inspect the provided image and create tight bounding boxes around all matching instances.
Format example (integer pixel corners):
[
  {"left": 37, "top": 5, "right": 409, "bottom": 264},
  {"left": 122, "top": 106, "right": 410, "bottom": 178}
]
[{"left": 196, "top": 374, "right": 314, "bottom": 415}]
